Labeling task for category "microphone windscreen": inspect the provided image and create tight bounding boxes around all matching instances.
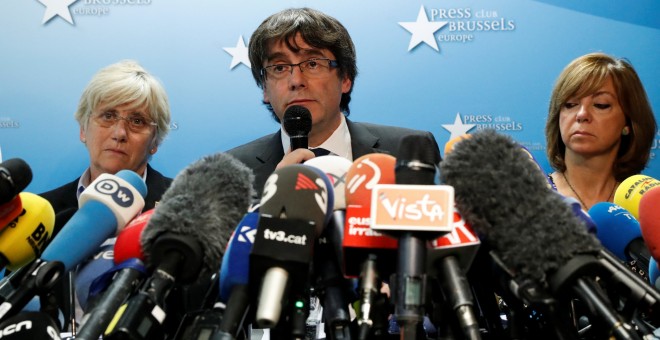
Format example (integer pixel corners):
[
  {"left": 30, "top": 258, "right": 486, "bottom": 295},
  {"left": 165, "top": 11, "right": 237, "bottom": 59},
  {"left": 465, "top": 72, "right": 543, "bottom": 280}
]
[
  {"left": 259, "top": 164, "right": 332, "bottom": 236},
  {"left": 439, "top": 129, "right": 601, "bottom": 283},
  {"left": 0, "top": 158, "right": 32, "bottom": 204},
  {"left": 589, "top": 202, "right": 641, "bottom": 261},
  {"left": 304, "top": 155, "right": 352, "bottom": 210},
  {"left": 639, "top": 186, "right": 660, "bottom": 262},
  {"left": 42, "top": 170, "right": 147, "bottom": 272},
  {"left": 142, "top": 152, "right": 253, "bottom": 277},
  {"left": 614, "top": 174, "right": 660, "bottom": 219},
  {"left": 114, "top": 209, "right": 153, "bottom": 264},
  {"left": 0, "top": 311, "right": 61, "bottom": 340},
  {"left": 345, "top": 153, "right": 396, "bottom": 206},
  {"left": 219, "top": 212, "right": 258, "bottom": 303},
  {"left": 0, "top": 192, "right": 55, "bottom": 271}
]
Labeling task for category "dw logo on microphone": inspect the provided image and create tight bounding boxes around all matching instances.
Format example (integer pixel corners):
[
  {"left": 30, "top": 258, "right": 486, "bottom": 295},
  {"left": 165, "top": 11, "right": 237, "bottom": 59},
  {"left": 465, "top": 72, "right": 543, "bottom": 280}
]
[{"left": 95, "top": 179, "right": 135, "bottom": 208}]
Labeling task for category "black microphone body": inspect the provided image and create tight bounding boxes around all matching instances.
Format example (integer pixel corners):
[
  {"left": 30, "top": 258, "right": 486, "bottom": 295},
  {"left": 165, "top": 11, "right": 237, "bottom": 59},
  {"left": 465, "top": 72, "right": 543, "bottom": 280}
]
[
  {"left": 250, "top": 165, "right": 331, "bottom": 338},
  {"left": 76, "top": 261, "right": 145, "bottom": 340},
  {"left": 0, "top": 311, "right": 62, "bottom": 340},
  {"left": 0, "top": 158, "right": 32, "bottom": 204},
  {"left": 389, "top": 135, "right": 441, "bottom": 339},
  {"left": 283, "top": 105, "right": 312, "bottom": 151},
  {"left": 314, "top": 212, "right": 353, "bottom": 340}
]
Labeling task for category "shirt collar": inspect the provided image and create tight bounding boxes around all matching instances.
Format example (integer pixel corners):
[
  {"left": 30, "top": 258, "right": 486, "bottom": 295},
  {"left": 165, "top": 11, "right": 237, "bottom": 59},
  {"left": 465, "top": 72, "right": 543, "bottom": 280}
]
[{"left": 280, "top": 114, "right": 353, "bottom": 160}]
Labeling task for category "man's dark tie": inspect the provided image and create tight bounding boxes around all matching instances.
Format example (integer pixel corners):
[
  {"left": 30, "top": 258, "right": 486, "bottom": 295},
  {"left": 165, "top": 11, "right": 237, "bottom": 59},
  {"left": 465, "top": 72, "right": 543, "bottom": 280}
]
[{"left": 311, "top": 148, "right": 331, "bottom": 157}]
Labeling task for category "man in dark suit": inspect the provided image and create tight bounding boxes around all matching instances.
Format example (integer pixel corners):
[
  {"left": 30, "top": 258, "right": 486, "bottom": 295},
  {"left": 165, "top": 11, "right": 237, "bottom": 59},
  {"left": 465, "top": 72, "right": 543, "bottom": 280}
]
[
  {"left": 37, "top": 60, "right": 174, "bottom": 333},
  {"left": 227, "top": 8, "right": 440, "bottom": 197},
  {"left": 225, "top": 8, "right": 441, "bottom": 339}
]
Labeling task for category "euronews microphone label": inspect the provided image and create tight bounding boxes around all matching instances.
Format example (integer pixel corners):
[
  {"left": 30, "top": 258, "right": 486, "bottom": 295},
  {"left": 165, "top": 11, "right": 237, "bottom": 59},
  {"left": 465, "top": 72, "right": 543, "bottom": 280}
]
[{"left": 370, "top": 184, "right": 454, "bottom": 232}]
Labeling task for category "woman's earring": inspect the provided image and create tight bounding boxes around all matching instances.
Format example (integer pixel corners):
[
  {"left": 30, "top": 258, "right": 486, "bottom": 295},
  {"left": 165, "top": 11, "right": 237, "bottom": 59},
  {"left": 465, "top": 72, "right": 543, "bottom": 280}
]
[{"left": 622, "top": 126, "right": 630, "bottom": 136}]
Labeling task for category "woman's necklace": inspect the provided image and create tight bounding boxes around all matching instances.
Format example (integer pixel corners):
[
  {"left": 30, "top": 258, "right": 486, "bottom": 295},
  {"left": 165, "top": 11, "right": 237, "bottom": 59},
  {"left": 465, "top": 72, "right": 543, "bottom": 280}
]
[{"left": 561, "top": 172, "right": 616, "bottom": 210}]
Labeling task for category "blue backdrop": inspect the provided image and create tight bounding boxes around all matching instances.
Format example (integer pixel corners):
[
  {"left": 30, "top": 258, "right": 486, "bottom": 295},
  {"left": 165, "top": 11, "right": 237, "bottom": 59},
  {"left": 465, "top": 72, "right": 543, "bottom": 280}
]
[{"left": 1, "top": 0, "right": 659, "bottom": 193}]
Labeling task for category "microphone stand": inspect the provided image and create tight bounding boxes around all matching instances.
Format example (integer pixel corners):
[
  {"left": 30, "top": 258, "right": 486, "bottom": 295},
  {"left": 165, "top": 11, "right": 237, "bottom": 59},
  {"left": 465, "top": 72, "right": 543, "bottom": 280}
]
[{"left": 68, "top": 271, "right": 77, "bottom": 336}]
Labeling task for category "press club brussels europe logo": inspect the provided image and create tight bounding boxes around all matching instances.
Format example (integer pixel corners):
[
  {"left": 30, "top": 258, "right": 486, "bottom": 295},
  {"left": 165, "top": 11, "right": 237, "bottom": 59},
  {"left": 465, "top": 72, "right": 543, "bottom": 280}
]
[
  {"left": 36, "top": 0, "right": 152, "bottom": 25},
  {"left": 399, "top": 5, "right": 517, "bottom": 52}
]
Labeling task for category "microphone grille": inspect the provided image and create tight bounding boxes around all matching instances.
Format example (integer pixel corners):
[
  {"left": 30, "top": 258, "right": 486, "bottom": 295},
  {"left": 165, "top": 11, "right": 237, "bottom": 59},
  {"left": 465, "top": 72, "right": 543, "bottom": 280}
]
[{"left": 283, "top": 105, "right": 312, "bottom": 136}]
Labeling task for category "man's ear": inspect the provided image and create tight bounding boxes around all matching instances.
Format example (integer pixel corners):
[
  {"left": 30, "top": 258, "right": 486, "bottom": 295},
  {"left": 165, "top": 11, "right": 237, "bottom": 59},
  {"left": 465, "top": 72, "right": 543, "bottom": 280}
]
[
  {"left": 79, "top": 125, "right": 86, "bottom": 143},
  {"left": 341, "top": 76, "right": 352, "bottom": 94}
]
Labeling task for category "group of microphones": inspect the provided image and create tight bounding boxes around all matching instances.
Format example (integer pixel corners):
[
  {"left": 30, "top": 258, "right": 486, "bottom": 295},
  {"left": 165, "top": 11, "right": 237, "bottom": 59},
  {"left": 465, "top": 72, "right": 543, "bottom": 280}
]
[{"left": 4, "top": 116, "right": 660, "bottom": 340}]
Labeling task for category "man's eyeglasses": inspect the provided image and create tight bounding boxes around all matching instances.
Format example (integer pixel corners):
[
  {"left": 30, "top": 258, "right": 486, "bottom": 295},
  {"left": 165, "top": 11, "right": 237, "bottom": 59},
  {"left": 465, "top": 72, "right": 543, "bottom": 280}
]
[
  {"left": 93, "top": 111, "right": 157, "bottom": 133},
  {"left": 261, "top": 58, "right": 339, "bottom": 80}
]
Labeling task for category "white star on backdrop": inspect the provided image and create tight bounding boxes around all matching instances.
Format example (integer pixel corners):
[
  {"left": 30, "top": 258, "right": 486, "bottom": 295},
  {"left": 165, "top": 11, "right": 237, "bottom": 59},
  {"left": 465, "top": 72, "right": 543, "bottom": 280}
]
[
  {"left": 442, "top": 113, "right": 476, "bottom": 141},
  {"left": 223, "top": 36, "right": 251, "bottom": 69},
  {"left": 398, "top": 5, "right": 448, "bottom": 52},
  {"left": 37, "top": 0, "right": 78, "bottom": 25}
]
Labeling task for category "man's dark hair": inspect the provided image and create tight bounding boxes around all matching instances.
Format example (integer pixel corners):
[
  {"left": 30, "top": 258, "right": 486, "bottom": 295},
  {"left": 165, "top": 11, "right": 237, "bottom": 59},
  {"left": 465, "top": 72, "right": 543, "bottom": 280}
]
[{"left": 248, "top": 8, "right": 358, "bottom": 122}]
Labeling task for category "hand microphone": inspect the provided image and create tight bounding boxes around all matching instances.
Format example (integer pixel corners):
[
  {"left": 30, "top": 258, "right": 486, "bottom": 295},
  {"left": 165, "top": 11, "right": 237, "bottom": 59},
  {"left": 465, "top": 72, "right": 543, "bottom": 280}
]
[
  {"left": 0, "top": 311, "right": 62, "bottom": 340},
  {"left": 342, "top": 153, "right": 397, "bottom": 339},
  {"left": 440, "top": 129, "right": 643, "bottom": 340},
  {"left": 215, "top": 211, "right": 258, "bottom": 339},
  {"left": 426, "top": 210, "right": 481, "bottom": 340},
  {"left": 0, "top": 192, "right": 55, "bottom": 271},
  {"left": 0, "top": 158, "right": 32, "bottom": 205},
  {"left": 75, "top": 209, "right": 154, "bottom": 340},
  {"left": 0, "top": 170, "right": 147, "bottom": 322},
  {"left": 343, "top": 153, "right": 398, "bottom": 278},
  {"left": 637, "top": 186, "right": 660, "bottom": 267},
  {"left": 250, "top": 164, "right": 332, "bottom": 337},
  {"left": 613, "top": 174, "right": 660, "bottom": 219},
  {"left": 105, "top": 153, "right": 253, "bottom": 340},
  {"left": 283, "top": 105, "right": 312, "bottom": 151},
  {"left": 0, "top": 158, "right": 32, "bottom": 232},
  {"left": 370, "top": 134, "right": 449, "bottom": 339},
  {"left": 589, "top": 202, "right": 650, "bottom": 279},
  {"left": 304, "top": 155, "right": 354, "bottom": 340}
]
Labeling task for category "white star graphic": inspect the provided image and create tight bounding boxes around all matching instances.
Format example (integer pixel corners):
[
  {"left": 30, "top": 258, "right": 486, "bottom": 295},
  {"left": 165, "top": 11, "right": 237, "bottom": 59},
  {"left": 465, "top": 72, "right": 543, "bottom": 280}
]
[
  {"left": 223, "top": 36, "right": 251, "bottom": 70},
  {"left": 37, "top": 0, "right": 78, "bottom": 25},
  {"left": 398, "top": 5, "right": 448, "bottom": 52},
  {"left": 442, "top": 113, "right": 476, "bottom": 141}
]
